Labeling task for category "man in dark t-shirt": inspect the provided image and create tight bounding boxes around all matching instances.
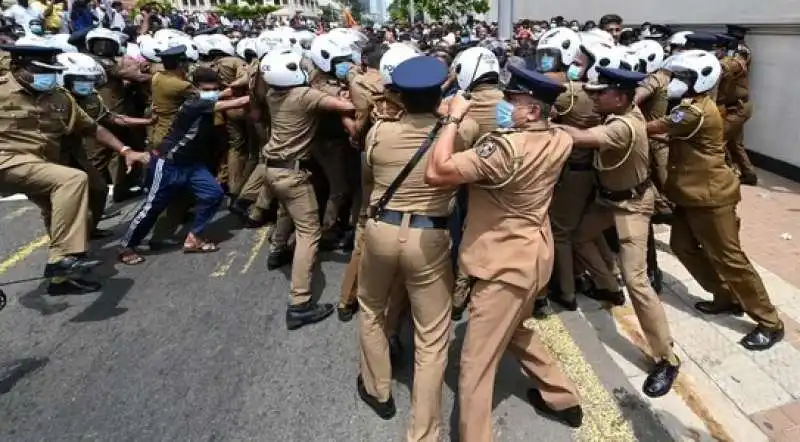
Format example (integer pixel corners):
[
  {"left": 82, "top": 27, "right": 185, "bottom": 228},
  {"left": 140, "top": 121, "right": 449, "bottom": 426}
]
[{"left": 118, "top": 67, "right": 250, "bottom": 265}]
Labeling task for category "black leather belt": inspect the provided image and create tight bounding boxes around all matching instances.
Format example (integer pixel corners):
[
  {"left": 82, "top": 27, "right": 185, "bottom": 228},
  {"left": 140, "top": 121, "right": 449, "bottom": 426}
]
[
  {"left": 600, "top": 179, "right": 651, "bottom": 202},
  {"left": 567, "top": 162, "right": 594, "bottom": 171},
  {"left": 266, "top": 158, "right": 312, "bottom": 170},
  {"left": 376, "top": 209, "right": 449, "bottom": 230}
]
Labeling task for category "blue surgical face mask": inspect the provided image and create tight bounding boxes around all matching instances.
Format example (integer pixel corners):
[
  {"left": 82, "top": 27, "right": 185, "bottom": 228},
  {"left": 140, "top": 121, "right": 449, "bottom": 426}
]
[
  {"left": 495, "top": 100, "right": 515, "bottom": 128},
  {"left": 30, "top": 24, "right": 43, "bottom": 35},
  {"left": 539, "top": 55, "right": 555, "bottom": 72},
  {"left": 72, "top": 80, "right": 94, "bottom": 96},
  {"left": 334, "top": 62, "right": 350, "bottom": 80},
  {"left": 567, "top": 64, "right": 583, "bottom": 81},
  {"left": 199, "top": 90, "right": 220, "bottom": 102},
  {"left": 461, "top": 37, "right": 471, "bottom": 44},
  {"left": 31, "top": 73, "right": 57, "bottom": 92}
]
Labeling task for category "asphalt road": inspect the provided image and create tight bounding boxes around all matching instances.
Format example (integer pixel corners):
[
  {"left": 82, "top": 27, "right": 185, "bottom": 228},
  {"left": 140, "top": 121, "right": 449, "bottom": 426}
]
[{"left": 0, "top": 196, "right": 676, "bottom": 442}]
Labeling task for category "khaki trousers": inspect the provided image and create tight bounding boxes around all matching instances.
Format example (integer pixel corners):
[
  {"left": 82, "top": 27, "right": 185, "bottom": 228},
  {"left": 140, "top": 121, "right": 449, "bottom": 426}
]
[
  {"left": 312, "top": 140, "right": 349, "bottom": 230},
  {"left": 225, "top": 118, "right": 253, "bottom": 196},
  {"left": 670, "top": 204, "right": 782, "bottom": 330},
  {"left": 265, "top": 167, "right": 320, "bottom": 304},
  {"left": 575, "top": 198, "right": 675, "bottom": 362},
  {"left": 549, "top": 169, "right": 596, "bottom": 297},
  {"left": 358, "top": 218, "right": 452, "bottom": 442},
  {"left": 723, "top": 101, "right": 755, "bottom": 176},
  {"left": 1, "top": 155, "right": 89, "bottom": 260},
  {"left": 459, "top": 280, "right": 579, "bottom": 442}
]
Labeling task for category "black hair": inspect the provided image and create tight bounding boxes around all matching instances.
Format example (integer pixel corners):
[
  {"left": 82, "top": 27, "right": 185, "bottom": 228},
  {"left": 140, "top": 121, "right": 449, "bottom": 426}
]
[
  {"left": 192, "top": 67, "right": 219, "bottom": 85},
  {"left": 599, "top": 14, "right": 623, "bottom": 27},
  {"left": 400, "top": 88, "right": 441, "bottom": 114}
]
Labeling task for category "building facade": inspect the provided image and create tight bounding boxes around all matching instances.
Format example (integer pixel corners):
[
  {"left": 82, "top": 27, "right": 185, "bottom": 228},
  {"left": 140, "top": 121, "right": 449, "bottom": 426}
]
[
  {"left": 174, "top": 0, "right": 322, "bottom": 16},
  {"left": 482, "top": 0, "right": 800, "bottom": 170}
]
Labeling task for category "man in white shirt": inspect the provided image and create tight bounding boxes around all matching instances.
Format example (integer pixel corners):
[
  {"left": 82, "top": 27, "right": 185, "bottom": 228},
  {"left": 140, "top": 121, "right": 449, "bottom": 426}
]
[{"left": 3, "top": 0, "right": 43, "bottom": 33}]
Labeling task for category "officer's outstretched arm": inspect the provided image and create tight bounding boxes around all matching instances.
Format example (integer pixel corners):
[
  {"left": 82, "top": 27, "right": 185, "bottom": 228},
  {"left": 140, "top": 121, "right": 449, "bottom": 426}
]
[
  {"left": 318, "top": 96, "right": 355, "bottom": 114},
  {"left": 646, "top": 119, "right": 669, "bottom": 136},
  {"left": 214, "top": 95, "right": 250, "bottom": 112},
  {"left": 558, "top": 125, "right": 602, "bottom": 149}
]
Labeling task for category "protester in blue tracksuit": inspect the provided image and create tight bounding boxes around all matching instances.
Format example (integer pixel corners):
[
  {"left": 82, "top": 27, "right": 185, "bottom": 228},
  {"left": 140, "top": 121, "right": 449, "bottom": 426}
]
[{"left": 118, "top": 51, "right": 250, "bottom": 265}]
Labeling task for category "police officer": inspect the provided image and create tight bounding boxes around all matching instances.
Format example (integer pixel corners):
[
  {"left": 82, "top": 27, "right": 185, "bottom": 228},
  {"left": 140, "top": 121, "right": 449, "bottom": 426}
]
[
  {"left": 0, "top": 45, "right": 148, "bottom": 294},
  {"left": 561, "top": 67, "right": 681, "bottom": 398},
  {"left": 356, "top": 55, "right": 479, "bottom": 440},
  {"left": 647, "top": 51, "right": 784, "bottom": 350},
  {"left": 260, "top": 49, "right": 355, "bottom": 330},
  {"left": 425, "top": 65, "right": 582, "bottom": 438}
]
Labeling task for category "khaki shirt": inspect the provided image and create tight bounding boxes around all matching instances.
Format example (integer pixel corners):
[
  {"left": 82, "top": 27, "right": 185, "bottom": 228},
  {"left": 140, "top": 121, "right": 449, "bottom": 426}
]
[
  {"left": 0, "top": 80, "right": 97, "bottom": 168},
  {"left": 212, "top": 56, "right": 250, "bottom": 120},
  {"left": 264, "top": 86, "right": 329, "bottom": 161},
  {"left": 638, "top": 69, "right": 670, "bottom": 122},
  {"left": 717, "top": 56, "right": 749, "bottom": 106},
  {"left": 588, "top": 105, "right": 653, "bottom": 214},
  {"left": 553, "top": 79, "right": 601, "bottom": 165},
  {"left": 150, "top": 71, "right": 193, "bottom": 146},
  {"left": 75, "top": 93, "right": 110, "bottom": 121},
  {"left": 365, "top": 113, "right": 480, "bottom": 216},
  {"left": 465, "top": 85, "right": 504, "bottom": 138},
  {"left": 92, "top": 55, "right": 126, "bottom": 114},
  {"left": 450, "top": 122, "right": 573, "bottom": 290},
  {"left": 660, "top": 95, "right": 740, "bottom": 207},
  {"left": 348, "top": 69, "right": 384, "bottom": 139}
]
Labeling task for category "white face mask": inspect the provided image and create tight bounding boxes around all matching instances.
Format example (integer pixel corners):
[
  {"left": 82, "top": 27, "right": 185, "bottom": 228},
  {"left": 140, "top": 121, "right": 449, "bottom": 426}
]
[{"left": 667, "top": 78, "right": 689, "bottom": 99}]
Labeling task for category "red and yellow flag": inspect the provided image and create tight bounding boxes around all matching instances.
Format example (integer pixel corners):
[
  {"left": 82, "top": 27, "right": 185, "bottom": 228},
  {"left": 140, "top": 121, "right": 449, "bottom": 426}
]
[{"left": 342, "top": 8, "right": 359, "bottom": 28}]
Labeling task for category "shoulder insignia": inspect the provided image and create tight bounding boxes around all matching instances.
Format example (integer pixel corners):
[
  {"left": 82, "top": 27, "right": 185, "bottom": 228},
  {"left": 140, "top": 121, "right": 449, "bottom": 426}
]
[
  {"left": 475, "top": 140, "right": 498, "bottom": 158},
  {"left": 492, "top": 127, "right": 517, "bottom": 134},
  {"left": 670, "top": 110, "right": 686, "bottom": 123}
]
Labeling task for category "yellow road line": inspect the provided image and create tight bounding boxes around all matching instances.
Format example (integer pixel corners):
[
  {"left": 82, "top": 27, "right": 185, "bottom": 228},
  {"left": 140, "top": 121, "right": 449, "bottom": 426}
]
[
  {"left": 0, "top": 235, "right": 49, "bottom": 275},
  {"left": 524, "top": 316, "right": 637, "bottom": 442},
  {"left": 240, "top": 227, "right": 269, "bottom": 274},
  {"left": 210, "top": 251, "right": 237, "bottom": 277},
  {"left": 2, "top": 206, "right": 32, "bottom": 221}
]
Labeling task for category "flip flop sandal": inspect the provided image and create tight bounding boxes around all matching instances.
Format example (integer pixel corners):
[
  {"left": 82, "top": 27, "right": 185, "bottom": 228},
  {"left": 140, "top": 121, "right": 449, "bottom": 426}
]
[
  {"left": 183, "top": 241, "right": 219, "bottom": 254},
  {"left": 118, "top": 250, "right": 145, "bottom": 266}
]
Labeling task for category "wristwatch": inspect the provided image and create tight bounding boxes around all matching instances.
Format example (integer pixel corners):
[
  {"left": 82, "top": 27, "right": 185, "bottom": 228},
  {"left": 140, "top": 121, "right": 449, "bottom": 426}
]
[{"left": 442, "top": 115, "right": 463, "bottom": 125}]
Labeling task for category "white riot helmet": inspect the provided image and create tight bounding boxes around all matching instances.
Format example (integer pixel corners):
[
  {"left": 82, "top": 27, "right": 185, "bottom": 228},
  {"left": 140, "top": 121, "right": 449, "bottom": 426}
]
[
  {"left": 207, "top": 34, "right": 235, "bottom": 57},
  {"left": 15, "top": 34, "right": 58, "bottom": 48},
  {"left": 193, "top": 34, "right": 213, "bottom": 57},
  {"left": 259, "top": 30, "right": 284, "bottom": 50},
  {"left": 138, "top": 35, "right": 166, "bottom": 63},
  {"left": 49, "top": 34, "right": 78, "bottom": 53},
  {"left": 236, "top": 37, "right": 259, "bottom": 61},
  {"left": 328, "top": 28, "right": 368, "bottom": 64},
  {"left": 579, "top": 42, "right": 622, "bottom": 82},
  {"left": 56, "top": 52, "right": 106, "bottom": 94},
  {"left": 453, "top": 46, "right": 499, "bottom": 90},
  {"left": 153, "top": 28, "right": 190, "bottom": 42},
  {"left": 629, "top": 39, "right": 665, "bottom": 73},
  {"left": 668, "top": 31, "right": 693, "bottom": 52},
  {"left": 535, "top": 27, "right": 581, "bottom": 72},
  {"left": 260, "top": 48, "right": 308, "bottom": 87},
  {"left": 580, "top": 28, "right": 615, "bottom": 47},
  {"left": 309, "top": 34, "right": 352, "bottom": 73},
  {"left": 379, "top": 43, "right": 421, "bottom": 85},
  {"left": 164, "top": 35, "right": 199, "bottom": 62},
  {"left": 125, "top": 43, "right": 141, "bottom": 60},
  {"left": 292, "top": 30, "right": 315, "bottom": 56},
  {"left": 86, "top": 27, "right": 122, "bottom": 55},
  {"left": 617, "top": 46, "right": 642, "bottom": 72},
  {"left": 666, "top": 49, "right": 721, "bottom": 98}
]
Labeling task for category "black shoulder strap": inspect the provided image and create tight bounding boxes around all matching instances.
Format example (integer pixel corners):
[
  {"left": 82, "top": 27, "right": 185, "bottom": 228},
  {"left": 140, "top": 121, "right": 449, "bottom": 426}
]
[{"left": 368, "top": 119, "right": 443, "bottom": 219}]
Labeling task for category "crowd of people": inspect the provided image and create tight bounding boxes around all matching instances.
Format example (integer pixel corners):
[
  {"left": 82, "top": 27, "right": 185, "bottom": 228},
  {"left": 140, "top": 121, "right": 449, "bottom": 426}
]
[{"left": 0, "top": 5, "right": 778, "bottom": 441}]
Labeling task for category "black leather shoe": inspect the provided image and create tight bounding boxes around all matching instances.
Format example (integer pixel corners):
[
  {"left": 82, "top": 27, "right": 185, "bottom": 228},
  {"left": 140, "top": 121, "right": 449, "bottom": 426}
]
[
  {"left": 695, "top": 301, "right": 744, "bottom": 316},
  {"left": 642, "top": 358, "right": 680, "bottom": 398},
  {"left": 388, "top": 335, "right": 404, "bottom": 368},
  {"left": 648, "top": 268, "right": 664, "bottom": 295},
  {"left": 741, "top": 326, "right": 784, "bottom": 351},
  {"left": 585, "top": 288, "right": 625, "bottom": 306},
  {"left": 90, "top": 228, "right": 115, "bottom": 239},
  {"left": 357, "top": 374, "right": 396, "bottom": 420},
  {"left": 337, "top": 302, "right": 358, "bottom": 322},
  {"left": 549, "top": 294, "right": 578, "bottom": 312},
  {"left": 229, "top": 199, "right": 252, "bottom": 220},
  {"left": 527, "top": 388, "right": 583, "bottom": 428},
  {"left": 267, "top": 249, "right": 293, "bottom": 270},
  {"left": 739, "top": 173, "right": 758, "bottom": 186},
  {"left": 286, "top": 301, "right": 335, "bottom": 330},
  {"left": 47, "top": 278, "right": 102, "bottom": 295},
  {"left": 532, "top": 298, "right": 555, "bottom": 318},
  {"left": 43, "top": 256, "right": 102, "bottom": 278},
  {"left": 574, "top": 275, "right": 595, "bottom": 295}
]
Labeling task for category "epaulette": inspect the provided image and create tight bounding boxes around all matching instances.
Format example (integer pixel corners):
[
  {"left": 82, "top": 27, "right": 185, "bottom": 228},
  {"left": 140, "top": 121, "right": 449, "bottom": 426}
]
[{"left": 491, "top": 127, "right": 518, "bottom": 134}]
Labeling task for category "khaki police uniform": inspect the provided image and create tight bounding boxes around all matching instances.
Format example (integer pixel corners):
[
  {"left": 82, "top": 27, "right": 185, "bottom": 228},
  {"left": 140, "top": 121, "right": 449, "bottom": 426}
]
[
  {"left": 659, "top": 96, "right": 782, "bottom": 331},
  {"left": 264, "top": 85, "right": 332, "bottom": 304},
  {"left": 211, "top": 55, "right": 253, "bottom": 195},
  {"left": 574, "top": 105, "right": 677, "bottom": 365},
  {"left": 549, "top": 78, "right": 603, "bottom": 301},
  {"left": 358, "top": 113, "right": 479, "bottom": 441},
  {"left": 449, "top": 123, "right": 579, "bottom": 441},
  {"left": 91, "top": 55, "right": 134, "bottom": 192},
  {"left": 638, "top": 69, "right": 672, "bottom": 214},
  {"left": 717, "top": 54, "right": 755, "bottom": 179},
  {"left": 0, "top": 79, "right": 97, "bottom": 261}
]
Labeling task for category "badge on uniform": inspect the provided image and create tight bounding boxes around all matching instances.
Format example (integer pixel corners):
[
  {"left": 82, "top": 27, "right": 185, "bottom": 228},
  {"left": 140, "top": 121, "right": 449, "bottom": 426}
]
[
  {"left": 671, "top": 110, "right": 685, "bottom": 123},
  {"left": 476, "top": 141, "right": 497, "bottom": 158}
]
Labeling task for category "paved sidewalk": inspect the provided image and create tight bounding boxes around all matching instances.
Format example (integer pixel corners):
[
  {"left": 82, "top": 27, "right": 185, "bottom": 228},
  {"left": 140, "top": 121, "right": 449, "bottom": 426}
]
[{"left": 574, "top": 168, "right": 800, "bottom": 442}]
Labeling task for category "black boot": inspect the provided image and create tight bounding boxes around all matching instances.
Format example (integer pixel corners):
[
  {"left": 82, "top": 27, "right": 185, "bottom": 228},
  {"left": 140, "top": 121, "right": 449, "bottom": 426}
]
[
  {"left": 47, "top": 278, "right": 102, "bottom": 295},
  {"left": 43, "top": 256, "right": 102, "bottom": 278},
  {"left": 267, "top": 249, "right": 292, "bottom": 270},
  {"left": 741, "top": 325, "right": 784, "bottom": 351},
  {"left": 357, "top": 374, "right": 396, "bottom": 419},
  {"left": 337, "top": 302, "right": 358, "bottom": 322},
  {"left": 285, "top": 301, "right": 335, "bottom": 330},
  {"left": 532, "top": 297, "right": 554, "bottom": 318},
  {"left": 642, "top": 358, "right": 680, "bottom": 398},
  {"left": 527, "top": 388, "right": 583, "bottom": 428}
]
